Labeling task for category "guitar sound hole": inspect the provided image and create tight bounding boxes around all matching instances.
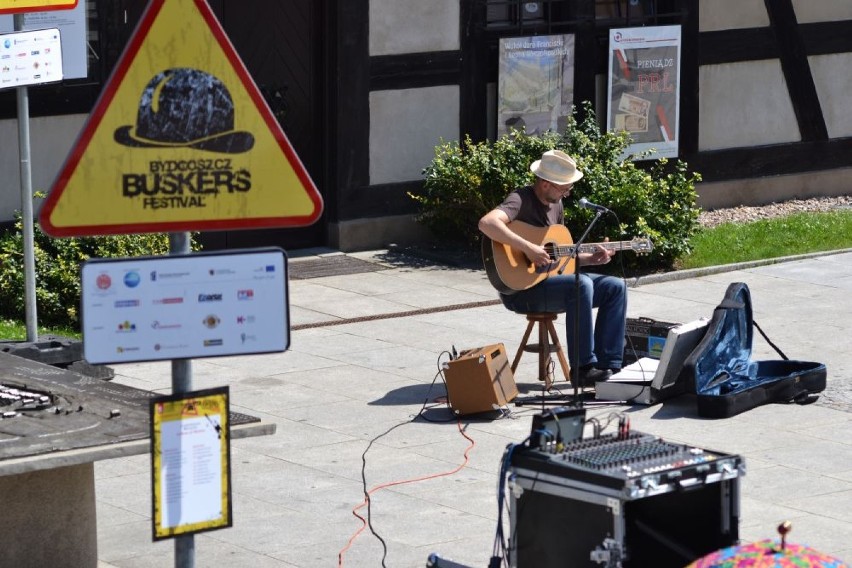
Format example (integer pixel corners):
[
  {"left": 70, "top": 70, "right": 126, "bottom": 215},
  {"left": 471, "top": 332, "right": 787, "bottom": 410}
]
[
  {"left": 535, "top": 243, "right": 557, "bottom": 273},
  {"left": 543, "top": 243, "right": 556, "bottom": 260}
]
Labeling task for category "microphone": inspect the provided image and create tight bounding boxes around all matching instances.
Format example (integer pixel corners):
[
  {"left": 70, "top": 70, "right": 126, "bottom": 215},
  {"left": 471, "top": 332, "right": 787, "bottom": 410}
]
[{"left": 578, "top": 198, "right": 610, "bottom": 212}]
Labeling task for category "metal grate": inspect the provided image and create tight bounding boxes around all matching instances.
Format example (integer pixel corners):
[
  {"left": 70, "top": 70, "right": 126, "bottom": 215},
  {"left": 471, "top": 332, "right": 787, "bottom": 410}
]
[{"left": 288, "top": 256, "right": 390, "bottom": 280}]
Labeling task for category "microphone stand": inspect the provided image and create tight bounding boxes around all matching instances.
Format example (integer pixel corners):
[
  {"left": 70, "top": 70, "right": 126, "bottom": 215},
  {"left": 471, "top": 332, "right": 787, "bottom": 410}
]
[
  {"left": 514, "top": 211, "right": 608, "bottom": 409},
  {"left": 569, "top": 209, "right": 605, "bottom": 408}
]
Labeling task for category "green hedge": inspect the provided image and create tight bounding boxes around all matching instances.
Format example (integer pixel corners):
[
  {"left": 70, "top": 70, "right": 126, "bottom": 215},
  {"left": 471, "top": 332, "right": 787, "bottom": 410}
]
[
  {"left": 0, "top": 212, "right": 198, "bottom": 330},
  {"left": 412, "top": 104, "right": 702, "bottom": 271}
]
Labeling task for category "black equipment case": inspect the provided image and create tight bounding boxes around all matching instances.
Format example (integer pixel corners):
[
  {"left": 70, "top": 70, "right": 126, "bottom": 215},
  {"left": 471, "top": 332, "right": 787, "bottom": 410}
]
[
  {"left": 508, "top": 431, "right": 743, "bottom": 567},
  {"left": 683, "top": 282, "right": 827, "bottom": 419}
]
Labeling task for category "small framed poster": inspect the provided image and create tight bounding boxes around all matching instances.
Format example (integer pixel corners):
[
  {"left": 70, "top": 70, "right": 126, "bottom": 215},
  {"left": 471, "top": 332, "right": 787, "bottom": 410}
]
[{"left": 150, "top": 387, "right": 232, "bottom": 540}]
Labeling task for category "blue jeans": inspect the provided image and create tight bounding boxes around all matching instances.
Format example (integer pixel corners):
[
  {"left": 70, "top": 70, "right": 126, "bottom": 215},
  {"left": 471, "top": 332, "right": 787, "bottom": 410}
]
[{"left": 501, "top": 273, "right": 627, "bottom": 370}]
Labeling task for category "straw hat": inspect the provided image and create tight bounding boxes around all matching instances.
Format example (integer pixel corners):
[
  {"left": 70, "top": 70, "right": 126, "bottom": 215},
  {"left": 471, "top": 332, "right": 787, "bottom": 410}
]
[{"left": 530, "top": 149, "right": 584, "bottom": 185}]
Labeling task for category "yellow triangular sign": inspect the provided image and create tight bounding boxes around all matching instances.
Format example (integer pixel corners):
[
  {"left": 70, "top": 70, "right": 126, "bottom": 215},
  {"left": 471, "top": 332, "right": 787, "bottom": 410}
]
[
  {"left": 0, "top": 0, "right": 77, "bottom": 14},
  {"left": 39, "top": 0, "right": 323, "bottom": 237}
]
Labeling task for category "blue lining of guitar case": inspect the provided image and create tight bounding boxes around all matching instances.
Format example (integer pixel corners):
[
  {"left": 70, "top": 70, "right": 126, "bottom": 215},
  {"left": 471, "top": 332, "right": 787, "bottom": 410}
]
[{"left": 684, "top": 282, "right": 827, "bottom": 418}]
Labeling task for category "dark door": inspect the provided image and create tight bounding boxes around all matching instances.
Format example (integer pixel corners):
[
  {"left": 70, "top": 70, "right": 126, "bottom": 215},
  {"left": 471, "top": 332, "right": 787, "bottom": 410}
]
[{"left": 203, "top": 0, "right": 328, "bottom": 251}]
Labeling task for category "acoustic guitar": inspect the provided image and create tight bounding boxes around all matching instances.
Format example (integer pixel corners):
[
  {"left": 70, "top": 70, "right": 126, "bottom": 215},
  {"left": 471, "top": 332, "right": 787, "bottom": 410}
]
[{"left": 481, "top": 221, "right": 653, "bottom": 294}]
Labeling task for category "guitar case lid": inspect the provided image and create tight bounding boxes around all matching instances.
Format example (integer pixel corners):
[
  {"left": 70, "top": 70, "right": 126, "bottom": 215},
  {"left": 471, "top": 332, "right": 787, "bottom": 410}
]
[{"left": 683, "top": 282, "right": 827, "bottom": 419}]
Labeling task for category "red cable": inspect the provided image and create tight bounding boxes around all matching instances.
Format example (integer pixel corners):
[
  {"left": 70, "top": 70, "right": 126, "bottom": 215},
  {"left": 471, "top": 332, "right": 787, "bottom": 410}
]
[{"left": 337, "top": 419, "right": 475, "bottom": 567}]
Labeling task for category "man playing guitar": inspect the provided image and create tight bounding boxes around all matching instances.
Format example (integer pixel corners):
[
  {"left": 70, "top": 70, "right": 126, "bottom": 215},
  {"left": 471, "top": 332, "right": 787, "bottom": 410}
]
[{"left": 478, "top": 149, "right": 627, "bottom": 387}]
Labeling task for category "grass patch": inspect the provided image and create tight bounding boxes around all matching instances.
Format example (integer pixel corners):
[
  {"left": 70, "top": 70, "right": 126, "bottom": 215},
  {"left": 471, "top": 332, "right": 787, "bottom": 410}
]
[
  {"left": 0, "top": 319, "right": 80, "bottom": 342},
  {"left": 679, "top": 210, "right": 852, "bottom": 269}
]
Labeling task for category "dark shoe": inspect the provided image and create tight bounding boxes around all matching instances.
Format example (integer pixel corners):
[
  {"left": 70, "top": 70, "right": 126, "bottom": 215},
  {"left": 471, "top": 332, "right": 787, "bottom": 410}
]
[{"left": 574, "top": 365, "right": 612, "bottom": 388}]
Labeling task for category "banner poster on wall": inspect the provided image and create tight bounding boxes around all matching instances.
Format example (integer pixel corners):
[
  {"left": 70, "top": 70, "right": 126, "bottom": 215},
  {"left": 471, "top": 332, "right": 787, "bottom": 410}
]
[
  {"left": 607, "top": 25, "right": 681, "bottom": 160},
  {"left": 498, "top": 34, "right": 575, "bottom": 137}
]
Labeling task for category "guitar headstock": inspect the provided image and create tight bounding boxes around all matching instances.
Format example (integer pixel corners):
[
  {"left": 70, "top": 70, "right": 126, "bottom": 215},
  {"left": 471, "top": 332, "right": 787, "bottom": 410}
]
[{"left": 631, "top": 237, "right": 654, "bottom": 255}]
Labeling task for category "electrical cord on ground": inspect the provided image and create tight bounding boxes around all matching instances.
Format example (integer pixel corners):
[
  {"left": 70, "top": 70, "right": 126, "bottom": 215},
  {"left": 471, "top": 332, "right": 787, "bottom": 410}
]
[
  {"left": 491, "top": 437, "right": 530, "bottom": 568},
  {"left": 337, "top": 351, "right": 477, "bottom": 568},
  {"left": 417, "top": 350, "right": 461, "bottom": 423},
  {"left": 606, "top": 208, "right": 657, "bottom": 404}
]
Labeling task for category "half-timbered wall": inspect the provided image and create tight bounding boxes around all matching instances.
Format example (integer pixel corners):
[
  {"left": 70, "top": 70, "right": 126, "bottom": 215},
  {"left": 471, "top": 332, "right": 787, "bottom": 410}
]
[
  {"left": 691, "top": 0, "right": 852, "bottom": 207},
  {"left": 2, "top": 0, "right": 851, "bottom": 251},
  {"left": 331, "top": 0, "right": 852, "bottom": 249}
]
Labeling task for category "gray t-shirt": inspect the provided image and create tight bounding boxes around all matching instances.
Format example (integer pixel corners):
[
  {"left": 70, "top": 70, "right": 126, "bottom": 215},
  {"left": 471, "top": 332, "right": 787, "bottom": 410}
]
[{"left": 496, "top": 186, "right": 564, "bottom": 227}]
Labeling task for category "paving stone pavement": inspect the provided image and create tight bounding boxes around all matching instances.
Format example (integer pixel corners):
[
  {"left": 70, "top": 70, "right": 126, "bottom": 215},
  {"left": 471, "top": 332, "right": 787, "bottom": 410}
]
[{"left": 96, "top": 250, "right": 852, "bottom": 567}]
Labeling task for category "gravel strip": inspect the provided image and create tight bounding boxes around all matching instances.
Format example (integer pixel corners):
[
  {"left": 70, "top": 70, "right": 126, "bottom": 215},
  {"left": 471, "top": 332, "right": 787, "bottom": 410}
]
[{"left": 699, "top": 195, "right": 852, "bottom": 228}]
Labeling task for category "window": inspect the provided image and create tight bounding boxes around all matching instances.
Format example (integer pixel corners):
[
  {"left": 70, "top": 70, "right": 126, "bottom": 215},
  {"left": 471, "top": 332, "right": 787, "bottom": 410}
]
[{"left": 482, "top": 0, "right": 676, "bottom": 30}]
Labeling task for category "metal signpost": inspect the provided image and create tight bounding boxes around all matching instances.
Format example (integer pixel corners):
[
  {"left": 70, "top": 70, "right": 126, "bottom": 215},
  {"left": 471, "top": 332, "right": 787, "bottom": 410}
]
[
  {"left": 15, "top": 15, "right": 37, "bottom": 342},
  {"left": 3, "top": 22, "right": 65, "bottom": 340},
  {"left": 2, "top": 0, "right": 83, "bottom": 341}
]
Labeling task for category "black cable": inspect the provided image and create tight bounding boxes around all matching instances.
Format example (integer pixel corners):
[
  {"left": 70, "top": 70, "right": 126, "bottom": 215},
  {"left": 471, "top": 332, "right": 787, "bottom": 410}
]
[
  {"left": 356, "top": 350, "right": 455, "bottom": 567},
  {"left": 615, "top": 354, "right": 655, "bottom": 405},
  {"left": 418, "top": 350, "right": 461, "bottom": 423},
  {"left": 360, "top": 419, "right": 410, "bottom": 568},
  {"left": 587, "top": 410, "right": 627, "bottom": 437},
  {"left": 546, "top": 408, "right": 564, "bottom": 448},
  {"left": 492, "top": 438, "right": 531, "bottom": 567},
  {"left": 358, "top": 348, "right": 507, "bottom": 566},
  {"left": 604, "top": 209, "right": 658, "bottom": 404}
]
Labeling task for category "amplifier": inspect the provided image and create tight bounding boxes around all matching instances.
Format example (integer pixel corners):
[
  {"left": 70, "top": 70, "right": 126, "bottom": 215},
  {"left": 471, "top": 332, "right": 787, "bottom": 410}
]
[
  {"left": 624, "top": 317, "right": 679, "bottom": 365},
  {"left": 443, "top": 343, "right": 517, "bottom": 415},
  {"left": 508, "top": 431, "right": 744, "bottom": 567}
]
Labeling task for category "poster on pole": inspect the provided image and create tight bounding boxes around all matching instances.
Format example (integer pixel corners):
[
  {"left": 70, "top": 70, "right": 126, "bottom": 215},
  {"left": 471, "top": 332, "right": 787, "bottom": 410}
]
[
  {"left": 0, "top": 27, "right": 62, "bottom": 90},
  {"left": 498, "top": 34, "right": 575, "bottom": 137},
  {"left": 151, "top": 387, "right": 232, "bottom": 540},
  {"left": 80, "top": 248, "right": 289, "bottom": 365},
  {"left": 0, "top": 0, "right": 88, "bottom": 79},
  {"left": 607, "top": 25, "right": 681, "bottom": 160}
]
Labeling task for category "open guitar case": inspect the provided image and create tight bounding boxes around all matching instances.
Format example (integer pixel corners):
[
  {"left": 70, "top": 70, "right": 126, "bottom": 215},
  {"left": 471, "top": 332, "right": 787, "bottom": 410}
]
[{"left": 682, "top": 282, "right": 827, "bottom": 419}]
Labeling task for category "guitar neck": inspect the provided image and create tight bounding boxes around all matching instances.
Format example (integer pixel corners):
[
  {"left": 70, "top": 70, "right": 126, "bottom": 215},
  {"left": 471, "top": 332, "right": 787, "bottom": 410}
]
[{"left": 553, "top": 240, "right": 636, "bottom": 258}]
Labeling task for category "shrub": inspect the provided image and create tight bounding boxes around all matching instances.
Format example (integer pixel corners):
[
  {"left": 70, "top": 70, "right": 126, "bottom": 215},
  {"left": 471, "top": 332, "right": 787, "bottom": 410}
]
[
  {"left": 413, "top": 103, "right": 702, "bottom": 271},
  {"left": 0, "top": 211, "right": 198, "bottom": 330}
]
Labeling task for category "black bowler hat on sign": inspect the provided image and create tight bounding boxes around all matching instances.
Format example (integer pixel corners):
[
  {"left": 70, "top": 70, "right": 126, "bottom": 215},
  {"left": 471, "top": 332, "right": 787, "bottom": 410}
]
[{"left": 114, "top": 68, "right": 255, "bottom": 154}]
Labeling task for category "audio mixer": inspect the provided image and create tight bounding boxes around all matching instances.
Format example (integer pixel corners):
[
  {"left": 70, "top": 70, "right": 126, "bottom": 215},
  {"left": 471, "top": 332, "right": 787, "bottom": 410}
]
[{"left": 513, "top": 431, "right": 743, "bottom": 498}]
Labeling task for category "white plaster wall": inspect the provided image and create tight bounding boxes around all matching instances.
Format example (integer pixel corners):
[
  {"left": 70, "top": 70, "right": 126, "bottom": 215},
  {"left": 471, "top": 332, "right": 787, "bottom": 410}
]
[
  {"left": 0, "top": 114, "right": 86, "bottom": 222},
  {"left": 698, "top": 60, "right": 800, "bottom": 151},
  {"left": 699, "top": 0, "right": 769, "bottom": 32},
  {"left": 369, "top": 85, "right": 459, "bottom": 184},
  {"left": 369, "top": 0, "right": 460, "bottom": 56},
  {"left": 809, "top": 53, "right": 852, "bottom": 139},
  {"left": 792, "top": 0, "right": 852, "bottom": 24}
]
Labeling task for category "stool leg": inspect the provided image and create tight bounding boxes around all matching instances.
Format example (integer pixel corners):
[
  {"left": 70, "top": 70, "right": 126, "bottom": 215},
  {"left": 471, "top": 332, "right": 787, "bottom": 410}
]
[
  {"left": 546, "top": 320, "right": 572, "bottom": 383},
  {"left": 512, "top": 320, "right": 535, "bottom": 374},
  {"left": 538, "top": 321, "right": 552, "bottom": 390}
]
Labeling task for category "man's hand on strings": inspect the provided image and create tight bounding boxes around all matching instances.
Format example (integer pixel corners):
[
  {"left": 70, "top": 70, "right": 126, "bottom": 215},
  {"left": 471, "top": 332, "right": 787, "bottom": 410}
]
[
  {"left": 581, "top": 239, "right": 614, "bottom": 266},
  {"left": 524, "top": 242, "right": 553, "bottom": 267}
]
